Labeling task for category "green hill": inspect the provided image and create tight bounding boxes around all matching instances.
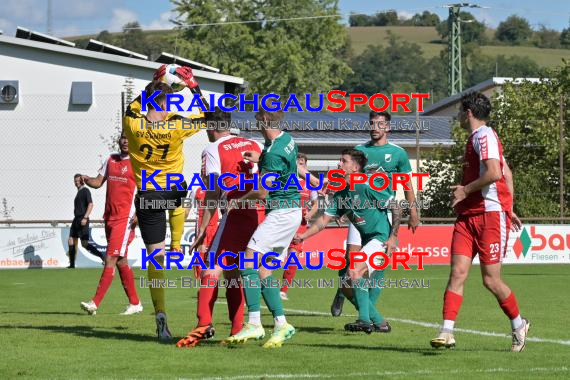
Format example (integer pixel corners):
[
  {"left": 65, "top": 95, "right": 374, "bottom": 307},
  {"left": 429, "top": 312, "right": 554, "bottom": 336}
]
[{"left": 66, "top": 26, "right": 569, "bottom": 68}]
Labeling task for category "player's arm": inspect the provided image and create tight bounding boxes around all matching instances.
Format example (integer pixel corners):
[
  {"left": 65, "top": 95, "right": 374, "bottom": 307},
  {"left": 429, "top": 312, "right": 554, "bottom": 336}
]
[
  {"left": 503, "top": 160, "right": 522, "bottom": 231},
  {"left": 452, "top": 159, "right": 502, "bottom": 207},
  {"left": 304, "top": 192, "right": 319, "bottom": 222},
  {"left": 237, "top": 174, "right": 270, "bottom": 203},
  {"left": 295, "top": 214, "right": 333, "bottom": 243},
  {"left": 81, "top": 199, "right": 94, "bottom": 226},
  {"left": 191, "top": 179, "right": 221, "bottom": 252},
  {"left": 82, "top": 174, "right": 106, "bottom": 189},
  {"left": 297, "top": 164, "right": 327, "bottom": 188},
  {"left": 385, "top": 199, "right": 401, "bottom": 256},
  {"left": 397, "top": 150, "right": 419, "bottom": 232}
]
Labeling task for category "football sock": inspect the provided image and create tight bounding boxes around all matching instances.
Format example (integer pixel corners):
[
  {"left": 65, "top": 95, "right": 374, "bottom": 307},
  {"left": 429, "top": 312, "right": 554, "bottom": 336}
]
[
  {"left": 261, "top": 275, "right": 285, "bottom": 318},
  {"left": 499, "top": 292, "right": 522, "bottom": 329},
  {"left": 226, "top": 281, "right": 245, "bottom": 335},
  {"left": 196, "top": 275, "right": 218, "bottom": 327},
  {"left": 281, "top": 266, "right": 297, "bottom": 293},
  {"left": 148, "top": 256, "right": 166, "bottom": 313},
  {"left": 117, "top": 265, "right": 140, "bottom": 305},
  {"left": 93, "top": 267, "right": 115, "bottom": 307},
  {"left": 353, "top": 277, "right": 370, "bottom": 323},
  {"left": 168, "top": 207, "right": 185, "bottom": 250},
  {"left": 240, "top": 268, "right": 261, "bottom": 314},
  {"left": 442, "top": 320, "right": 455, "bottom": 331},
  {"left": 68, "top": 244, "right": 76, "bottom": 267},
  {"left": 368, "top": 270, "right": 385, "bottom": 324},
  {"left": 443, "top": 289, "right": 463, "bottom": 322},
  {"left": 275, "top": 315, "right": 287, "bottom": 327},
  {"left": 249, "top": 311, "right": 261, "bottom": 326},
  {"left": 335, "top": 263, "right": 348, "bottom": 299}
]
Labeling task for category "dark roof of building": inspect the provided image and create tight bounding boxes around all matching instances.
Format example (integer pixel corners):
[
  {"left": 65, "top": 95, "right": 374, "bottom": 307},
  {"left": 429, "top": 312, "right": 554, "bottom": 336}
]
[{"left": 232, "top": 112, "right": 453, "bottom": 147}]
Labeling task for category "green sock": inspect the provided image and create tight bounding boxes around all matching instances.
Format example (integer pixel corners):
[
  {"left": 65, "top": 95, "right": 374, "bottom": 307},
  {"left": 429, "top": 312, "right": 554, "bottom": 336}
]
[
  {"left": 368, "top": 270, "right": 385, "bottom": 324},
  {"left": 261, "top": 275, "right": 284, "bottom": 318},
  {"left": 240, "top": 268, "right": 261, "bottom": 313},
  {"left": 353, "top": 277, "right": 370, "bottom": 323}
]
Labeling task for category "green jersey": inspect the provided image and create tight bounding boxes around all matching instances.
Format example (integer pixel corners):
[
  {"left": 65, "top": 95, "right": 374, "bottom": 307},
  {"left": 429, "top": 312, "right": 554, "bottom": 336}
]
[
  {"left": 325, "top": 177, "right": 393, "bottom": 245},
  {"left": 259, "top": 131, "right": 300, "bottom": 213},
  {"left": 355, "top": 142, "right": 412, "bottom": 195}
]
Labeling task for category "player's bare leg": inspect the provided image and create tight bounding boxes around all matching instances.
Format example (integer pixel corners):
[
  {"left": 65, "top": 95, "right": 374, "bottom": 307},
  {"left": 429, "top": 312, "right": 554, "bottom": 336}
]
[
  {"left": 177, "top": 265, "right": 222, "bottom": 348},
  {"left": 431, "top": 255, "right": 471, "bottom": 348},
  {"left": 480, "top": 263, "right": 530, "bottom": 352},
  {"left": 331, "top": 243, "right": 360, "bottom": 316}
]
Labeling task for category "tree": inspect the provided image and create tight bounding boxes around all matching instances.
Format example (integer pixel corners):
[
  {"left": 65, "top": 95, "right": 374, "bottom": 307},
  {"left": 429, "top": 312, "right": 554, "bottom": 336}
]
[
  {"left": 533, "top": 25, "right": 560, "bottom": 49},
  {"left": 121, "top": 21, "right": 147, "bottom": 54},
  {"left": 465, "top": 54, "right": 542, "bottom": 88},
  {"left": 560, "top": 27, "right": 570, "bottom": 48},
  {"left": 422, "top": 60, "right": 570, "bottom": 220},
  {"left": 436, "top": 12, "right": 486, "bottom": 44},
  {"left": 349, "top": 14, "right": 373, "bottom": 27},
  {"left": 409, "top": 11, "right": 440, "bottom": 26},
  {"left": 495, "top": 15, "right": 532, "bottom": 45},
  {"left": 373, "top": 10, "right": 398, "bottom": 26},
  {"left": 96, "top": 30, "right": 115, "bottom": 44},
  {"left": 173, "top": 0, "right": 351, "bottom": 96}
]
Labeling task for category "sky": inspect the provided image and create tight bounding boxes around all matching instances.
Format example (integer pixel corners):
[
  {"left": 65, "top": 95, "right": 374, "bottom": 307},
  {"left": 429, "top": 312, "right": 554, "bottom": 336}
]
[{"left": 0, "top": 0, "right": 568, "bottom": 38}]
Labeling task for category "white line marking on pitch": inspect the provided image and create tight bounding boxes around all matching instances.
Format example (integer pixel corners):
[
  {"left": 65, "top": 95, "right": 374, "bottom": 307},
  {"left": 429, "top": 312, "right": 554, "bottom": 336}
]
[
  {"left": 194, "top": 366, "right": 570, "bottom": 380},
  {"left": 213, "top": 301, "right": 570, "bottom": 347}
]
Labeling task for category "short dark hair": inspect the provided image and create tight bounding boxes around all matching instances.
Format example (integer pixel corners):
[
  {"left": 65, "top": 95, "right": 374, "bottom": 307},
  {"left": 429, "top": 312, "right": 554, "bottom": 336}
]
[
  {"left": 145, "top": 80, "right": 174, "bottom": 110},
  {"left": 205, "top": 107, "right": 231, "bottom": 130},
  {"left": 460, "top": 91, "right": 491, "bottom": 120},
  {"left": 257, "top": 108, "right": 284, "bottom": 122},
  {"left": 341, "top": 148, "right": 367, "bottom": 172},
  {"left": 297, "top": 152, "right": 308, "bottom": 162},
  {"left": 74, "top": 173, "right": 82, "bottom": 179},
  {"left": 369, "top": 110, "right": 391, "bottom": 121}
]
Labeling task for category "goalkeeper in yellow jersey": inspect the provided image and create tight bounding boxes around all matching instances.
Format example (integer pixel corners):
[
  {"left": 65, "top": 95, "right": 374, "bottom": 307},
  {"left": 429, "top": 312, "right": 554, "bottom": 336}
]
[{"left": 123, "top": 65, "right": 207, "bottom": 341}]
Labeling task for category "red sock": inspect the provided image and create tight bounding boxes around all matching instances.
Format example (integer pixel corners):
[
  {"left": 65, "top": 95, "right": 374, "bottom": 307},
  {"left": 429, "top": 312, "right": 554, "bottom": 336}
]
[
  {"left": 197, "top": 275, "right": 218, "bottom": 327},
  {"left": 442, "top": 289, "right": 463, "bottom": 321},
  {"left": 226, "top": 281, "right": 244, "bottom": 335},
  {"left": 93, "top": 268, "right": 115, "bottom": 307},
  {"left": 281, "top": 266, "right": 298, "bottom": 293},
  {"left": 118, "top": 265, "right": 140, "bottom": 305},
  {"left": 499, "top": 292, "right": 520, "bottom": 319}
]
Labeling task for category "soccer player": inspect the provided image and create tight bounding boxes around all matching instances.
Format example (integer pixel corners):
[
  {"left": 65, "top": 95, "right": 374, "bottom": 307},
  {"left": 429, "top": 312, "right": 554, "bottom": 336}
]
[
  {"left": 67, "top": 174, "right": 105, "bottom": 268},
  {"left": 280, "top": 153, "right": 318, "bottom": 301},
  {"left": 123, "top": 65, "right": 207, "bottom": 340},
  {"left": 188, "top": 186, "right": 220, "bottom": 279},
  {"left": 223, "top": 108, "right": 300, "bottom": 348},
  {"left": 295, "top": 149, "right": 400, "bottom": 333},
  {"left": 176, "top": 108, "right": 263, "bottom": 347},
  {"left": 430, "top": 92, "right": 528, "bottom": 352},
  {"left": 79, "top": 132, "right": 142, "bottom": 315},
  {"left": 330, "top": 110, "right": 419, "bottom": 317}
]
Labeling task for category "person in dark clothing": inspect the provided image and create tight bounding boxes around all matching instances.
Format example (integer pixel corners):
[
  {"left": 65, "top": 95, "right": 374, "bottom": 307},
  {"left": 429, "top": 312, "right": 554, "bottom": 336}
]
[{"left": 68, "top": 174, "right": 105, "bottom": 268}]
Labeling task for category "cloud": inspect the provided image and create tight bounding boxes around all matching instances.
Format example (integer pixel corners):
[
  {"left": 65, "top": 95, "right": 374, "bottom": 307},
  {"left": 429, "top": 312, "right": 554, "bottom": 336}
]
[
  {"left": 0, "top": 18, "right": 14, "bottom": 34},
  {"left": 144, "top": 11, "right": 175, "bottom": 30},
  {"left": 107, "top": 8, "right": 139, "bottom": 32},
  {"left": 398, "top": 11, "right": 414, "bottom": 21}
]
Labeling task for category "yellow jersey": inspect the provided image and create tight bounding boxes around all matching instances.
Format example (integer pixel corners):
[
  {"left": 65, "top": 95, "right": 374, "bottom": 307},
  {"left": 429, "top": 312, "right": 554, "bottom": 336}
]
[{"left": 123, "top": 98, "right": 203, "bottom": 190}]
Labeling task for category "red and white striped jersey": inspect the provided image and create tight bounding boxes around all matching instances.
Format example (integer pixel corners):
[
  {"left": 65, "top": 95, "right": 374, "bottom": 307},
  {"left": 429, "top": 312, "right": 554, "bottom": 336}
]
[
  {"left": 98, "top": 154, "right": 136, "bottom": 221},
  {"left": 201, "top": 135, "right": 263, "bottom": 201},
  {"left": 456, "top": 125, "right": 512, "bottom": 216}
]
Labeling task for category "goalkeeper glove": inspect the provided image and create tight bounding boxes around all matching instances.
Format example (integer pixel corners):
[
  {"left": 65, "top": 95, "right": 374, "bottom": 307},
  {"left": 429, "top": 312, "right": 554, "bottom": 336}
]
[{"left": 175, "top": 66, "right": 199, "bottom": 90}]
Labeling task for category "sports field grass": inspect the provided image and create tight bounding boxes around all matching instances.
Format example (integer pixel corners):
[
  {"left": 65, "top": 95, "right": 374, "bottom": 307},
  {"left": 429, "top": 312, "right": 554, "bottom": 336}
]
[{"left": 1, "top": 264, "right": 569, "bottom": 379}]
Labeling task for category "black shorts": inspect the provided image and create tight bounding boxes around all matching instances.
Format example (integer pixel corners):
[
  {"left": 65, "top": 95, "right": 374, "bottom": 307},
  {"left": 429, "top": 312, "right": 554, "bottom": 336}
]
[
  {"left": 70, "top": 217, "right": 89, "bottom": 240},
  {"left": 135, "top": 185, "right": 188, "bottom": 245}
]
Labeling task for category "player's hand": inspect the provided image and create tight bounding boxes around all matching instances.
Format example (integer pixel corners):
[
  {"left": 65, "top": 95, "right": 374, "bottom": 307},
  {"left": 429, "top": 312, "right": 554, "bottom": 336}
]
[
  {"left": 153, "top": 64, "right": 167, "bottom": 81},
  {"left": 175, "top": 66, "right": 199, "bottom": 89},
  {"left": 450, "top": 185, "right": 467, "bottom": 207},
  {"left": 80, "top": 217, "right": 88, "bottom": 226},
  {"left": 243, "top": 151, "right": 261, "bottom": 163},
  {"left": 190, "top": 231, "right": 206, "bottom": 254},
  {"left": 408, "top": 209, "right": 420, "bottom": 233},
  {"left": 385, "top": 236, "right": 397, "bottom": 257},
  {"left": 511, "top": 212, "right": 523, "bottom": 232},
  {"left": 129, "top": 215, "right": 138, "bottom": 229},
  {"left": 292, "top": 234, "right": 303, "bottom": 245}
]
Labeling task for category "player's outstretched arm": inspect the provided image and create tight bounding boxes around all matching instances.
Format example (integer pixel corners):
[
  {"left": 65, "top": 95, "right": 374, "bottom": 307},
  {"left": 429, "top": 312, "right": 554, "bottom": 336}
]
[
  {"left": 82, "top": 174, "right": 106, "bottom": 189},
  {"left": 295, "top": 214, "right": 333, "bottom": 244}
]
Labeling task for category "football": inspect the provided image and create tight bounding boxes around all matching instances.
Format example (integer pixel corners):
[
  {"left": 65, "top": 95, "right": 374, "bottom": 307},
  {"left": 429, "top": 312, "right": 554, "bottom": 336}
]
[{"left": 157, "top": 63, "right": 186, "bottom": 91}]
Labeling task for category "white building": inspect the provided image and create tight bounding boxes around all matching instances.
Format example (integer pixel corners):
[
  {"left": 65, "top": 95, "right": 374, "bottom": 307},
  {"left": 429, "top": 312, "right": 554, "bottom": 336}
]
[{"left": 0, "top": 29, "right": 245, "bottom": 221}]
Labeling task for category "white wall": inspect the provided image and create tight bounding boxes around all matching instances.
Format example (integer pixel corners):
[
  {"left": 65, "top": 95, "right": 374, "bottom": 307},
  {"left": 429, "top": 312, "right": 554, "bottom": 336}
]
[{"left": 0, "top": 43, "right": 222, "bottom": 220}]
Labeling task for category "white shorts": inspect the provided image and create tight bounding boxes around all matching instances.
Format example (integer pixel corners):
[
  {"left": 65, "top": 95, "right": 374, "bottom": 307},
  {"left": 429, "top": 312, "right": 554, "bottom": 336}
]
[
  {"left": 248, "top": 208, "right": 302, "bottom": 261},
  {"left": 347, "top": 222, "right": 362, "bottom": 246},
  {"left": 361, "top": 239, "right": 387, "bottom": 276}
]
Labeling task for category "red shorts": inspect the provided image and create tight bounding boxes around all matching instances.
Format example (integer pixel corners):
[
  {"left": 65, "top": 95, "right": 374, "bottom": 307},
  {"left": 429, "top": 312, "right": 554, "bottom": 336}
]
[
  {"left": 105, "top": 218, "right": 135, "bottom": 257},
  {"left": 207, "top": 209, "right": 265, "bottom": 267},
  {"left": 451, "top": 211, "right": 511, "bottom": 265},
  {"left": 288, "top": 223, "right": 307, "bottom": 252}
]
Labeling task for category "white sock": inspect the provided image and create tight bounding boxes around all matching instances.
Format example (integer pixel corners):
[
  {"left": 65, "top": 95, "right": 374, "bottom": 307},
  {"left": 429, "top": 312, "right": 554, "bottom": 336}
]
[
  {"left": 275, "top": 315, "right": 287, "bottom": 327},
  {"left": 511, "top": 315, "right": 523, "bottom": 330},
  {"left": 249, "top": 311, "right": 261, "bottom": 326},
  {"left": 442, "top": 319, "right": 455, "bottom": 332}
]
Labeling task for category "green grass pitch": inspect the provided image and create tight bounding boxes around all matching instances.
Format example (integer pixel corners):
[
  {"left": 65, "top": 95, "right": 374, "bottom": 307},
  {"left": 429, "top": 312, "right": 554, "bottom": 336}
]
[{"left": 1, "top": 264, "right": 569, "bottom": 379}]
